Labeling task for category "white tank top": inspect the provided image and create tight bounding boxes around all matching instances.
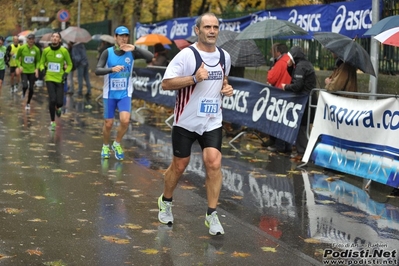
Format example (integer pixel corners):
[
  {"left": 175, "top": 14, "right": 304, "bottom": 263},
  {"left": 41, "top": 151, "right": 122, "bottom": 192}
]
[{"left": 163, "top": 44, "right": 231, "bottom": 135}]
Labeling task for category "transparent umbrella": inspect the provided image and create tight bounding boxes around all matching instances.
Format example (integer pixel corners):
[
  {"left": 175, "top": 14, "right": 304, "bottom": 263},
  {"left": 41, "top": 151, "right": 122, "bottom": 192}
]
[{"left": 60, "top": 26, "right": 91, "bottom": 43}]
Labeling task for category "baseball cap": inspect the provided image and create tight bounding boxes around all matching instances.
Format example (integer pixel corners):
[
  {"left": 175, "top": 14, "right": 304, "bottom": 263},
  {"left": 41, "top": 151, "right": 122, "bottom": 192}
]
[
  {"left": 115, "top": 26, "right": 130, "bottom": 35},
  {"left": 27, "top": 33, "right": 35, "bottom": 39}
]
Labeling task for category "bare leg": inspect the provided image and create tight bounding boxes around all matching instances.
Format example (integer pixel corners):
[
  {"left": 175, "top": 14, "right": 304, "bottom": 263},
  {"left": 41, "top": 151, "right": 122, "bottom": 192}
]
[
  {"left": 115, "top": 111, "right": 130, "bottom": 143},
  {"left": 103, "top": 118, "right": 114, "bottom": 145},
  {"left": 163, "top": 156, "right": 190, "bottom": 198},
  {"left": 203, "top": 147, "right": 223, "bottom": 209}
]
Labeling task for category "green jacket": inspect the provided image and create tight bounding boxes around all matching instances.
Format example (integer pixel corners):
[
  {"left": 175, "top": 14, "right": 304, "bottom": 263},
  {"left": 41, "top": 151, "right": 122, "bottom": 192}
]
[
  {"left": 16, "top": 44, "right": 41, "bottom": 74},
  {"left": 0, "top": 46, "right": 6, "bottom": 70},
  {"left": 40, "top": 45, "right": 72, "bottom": 83}
]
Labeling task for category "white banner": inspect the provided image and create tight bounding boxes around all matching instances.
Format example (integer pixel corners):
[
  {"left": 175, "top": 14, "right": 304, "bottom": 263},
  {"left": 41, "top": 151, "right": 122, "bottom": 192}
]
[{"left": 303, "top": 91, "right": 399, "bottom": 188}]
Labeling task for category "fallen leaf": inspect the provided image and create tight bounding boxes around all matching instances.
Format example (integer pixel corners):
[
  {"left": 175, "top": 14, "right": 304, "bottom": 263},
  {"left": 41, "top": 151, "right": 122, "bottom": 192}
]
[
  {"left": 101, "top": 235, "right": 130, "bottom": 244},
  {"left": 0, "top": 254, "right": 16, "bottom": 260},
  {"left": 142, "top": 229, "right": 157, "bottom": 234},
  {"left": 231, "top": 195, "right": 243, "bottom": 200},
  {"left": 303, "top": 238, "right": 321, "bottom": 244},
  {"left": 140, "top": 249, "right": 159, "bottom": 255},
  {"left": 103, "top": 193, "right": 118, "bottom": 197},
  {"left": 261, "top": 246, "right": 277, "bottom": 252},
  {"left": 28, "top": 218, "right": 48, "bottom": 223},
  {"left": 178, "top": 252, "right": 192, "bottom": 256},
  {"left": 32, "top": 196, "right": 46, "bottom": 200},
  {"left": 52, "top": 169, "right": 68, "bottom": 173},
  {"left": 2, "top": 208, "right": 23, "bottom": 214},
  {"left": 26, "top": 249, "right": 43, "bottom": 256},
  {"left": 119, "top": 223, "right": 142, "bottom": 230},
  {"left": 180, "top": 185, "right": 196, "bottom": 190},
  {"left": 2, "top": 189, "right": 25, "bottom": 195},
  {"left": 231, "top": 251, "right": 251, "bottom": 258}
]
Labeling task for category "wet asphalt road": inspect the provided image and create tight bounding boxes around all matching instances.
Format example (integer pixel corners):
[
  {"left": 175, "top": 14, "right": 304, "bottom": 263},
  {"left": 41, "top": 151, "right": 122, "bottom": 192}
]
[{"left": 0, "top": 74, "right": 398, "bottom": 266}]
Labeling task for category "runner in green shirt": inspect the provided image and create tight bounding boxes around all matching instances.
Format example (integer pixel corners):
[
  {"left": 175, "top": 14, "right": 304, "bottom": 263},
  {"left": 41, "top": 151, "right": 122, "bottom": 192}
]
[
  {"left": 39, "top": 32, "right": 72, "bottom": 130},
  {"left": 0, "top": 36, "right": 6, "bottom": 91},
  {"left": 16, "top": 33, "right": 41, "bottom": 110}
]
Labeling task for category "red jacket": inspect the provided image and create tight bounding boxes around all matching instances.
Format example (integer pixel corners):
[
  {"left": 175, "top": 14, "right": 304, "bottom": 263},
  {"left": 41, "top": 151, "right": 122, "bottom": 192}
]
[{"left": 267, "top": 53, "right": 292, "bottom": 89}]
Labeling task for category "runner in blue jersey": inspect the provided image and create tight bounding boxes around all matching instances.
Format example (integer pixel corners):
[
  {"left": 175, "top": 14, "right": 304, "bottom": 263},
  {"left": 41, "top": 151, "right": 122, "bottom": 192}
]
[{"left": 95, "top": 26, "right": 153, "bottom": 160}]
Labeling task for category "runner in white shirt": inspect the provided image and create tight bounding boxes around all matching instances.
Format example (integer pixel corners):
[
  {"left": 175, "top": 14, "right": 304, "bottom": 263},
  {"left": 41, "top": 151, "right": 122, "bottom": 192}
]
[{"left": 157, "top": 12, "right": 234, "bottom": 236}]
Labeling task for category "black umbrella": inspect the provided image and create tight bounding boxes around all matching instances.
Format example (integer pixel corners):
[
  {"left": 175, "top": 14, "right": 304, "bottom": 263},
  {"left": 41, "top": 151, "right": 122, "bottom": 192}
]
[
  {"left": 313, "top": 32, "right": 376, "bottom": 76},
  {"left": 185, "top": 31, "right": 266, "bottom": 67}
]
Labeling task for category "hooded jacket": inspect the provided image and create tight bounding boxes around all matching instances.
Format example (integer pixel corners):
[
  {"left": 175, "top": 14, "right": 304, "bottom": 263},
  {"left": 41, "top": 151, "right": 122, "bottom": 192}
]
[{"left": 284, "top": 46, "right": 316, "bottom": 94}]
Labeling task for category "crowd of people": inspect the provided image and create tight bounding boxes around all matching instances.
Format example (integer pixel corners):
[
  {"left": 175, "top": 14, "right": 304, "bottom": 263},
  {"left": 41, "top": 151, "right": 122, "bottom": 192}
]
[{"left": 0, "top": 12, "right": 366, "bottom": 236}]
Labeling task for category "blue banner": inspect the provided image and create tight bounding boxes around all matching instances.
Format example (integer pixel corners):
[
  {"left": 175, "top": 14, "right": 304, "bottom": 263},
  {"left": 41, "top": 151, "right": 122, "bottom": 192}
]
[
  {"left": 135, "top": 0, "right": 382, "bottom": 40},
  {"left": 132, "top": 67, "right": 309, "bottom": 144}
]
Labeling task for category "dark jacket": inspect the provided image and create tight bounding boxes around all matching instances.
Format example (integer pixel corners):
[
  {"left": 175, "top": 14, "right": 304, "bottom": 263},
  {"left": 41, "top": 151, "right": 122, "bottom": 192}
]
[
  {"left": 285, "top": 46, "right": 317, "bottom": 125},
  {"left": 284, "top": 46, "right": 316, "bottom": 94}
]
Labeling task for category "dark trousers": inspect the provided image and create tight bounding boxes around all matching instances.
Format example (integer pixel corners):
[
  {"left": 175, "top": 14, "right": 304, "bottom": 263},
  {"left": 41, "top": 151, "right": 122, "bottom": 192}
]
[
  {"left": 21, "top": 73, "right": 36, "bottom": 104},
  {"left": 46, "top": 81, "right": 64, "bottom": 121}
]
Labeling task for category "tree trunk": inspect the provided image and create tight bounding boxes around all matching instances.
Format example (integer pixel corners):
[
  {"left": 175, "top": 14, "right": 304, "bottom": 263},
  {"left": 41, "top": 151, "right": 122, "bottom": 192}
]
[{"left": 173, "top": 0, "right": 191, "bottom": 18}]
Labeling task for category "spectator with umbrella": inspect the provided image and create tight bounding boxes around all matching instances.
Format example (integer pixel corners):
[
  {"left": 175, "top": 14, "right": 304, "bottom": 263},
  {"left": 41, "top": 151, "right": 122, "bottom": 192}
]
[
  {"left": 70, "top": 41, "right": 92, "bottom": 98},
  {"left": 148, "top": 43, "right": 169, "bottom": 67}
]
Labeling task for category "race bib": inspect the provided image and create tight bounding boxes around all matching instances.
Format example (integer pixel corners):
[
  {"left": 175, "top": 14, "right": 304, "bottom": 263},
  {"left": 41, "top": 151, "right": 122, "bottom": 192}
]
[
  {"left": 24, "top": 56, "right": 34, "bottom": 64},
  {"left": 197, "top": 97, "right": 219, "bottom": 117},
  {"left": 48, "top": 62, "right": 61, "bottom": 72},
  {"left": 110, "top": 78, "right": 126, "bottom": 90}
]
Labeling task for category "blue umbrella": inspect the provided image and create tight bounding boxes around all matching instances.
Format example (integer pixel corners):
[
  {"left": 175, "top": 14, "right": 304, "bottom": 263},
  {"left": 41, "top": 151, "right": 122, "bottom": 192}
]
[{"left": 363, "top": 15, "right": 399, "bottom": 36}]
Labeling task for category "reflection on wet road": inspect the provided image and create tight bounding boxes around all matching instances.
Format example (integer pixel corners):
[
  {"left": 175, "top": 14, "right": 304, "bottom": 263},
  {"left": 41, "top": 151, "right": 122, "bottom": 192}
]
[{"left": 0, "top": 85, "right": 398, "bottom": 265}]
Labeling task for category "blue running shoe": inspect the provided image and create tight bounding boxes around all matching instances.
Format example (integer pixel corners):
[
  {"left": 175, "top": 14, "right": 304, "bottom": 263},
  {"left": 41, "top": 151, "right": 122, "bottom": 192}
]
[{"left": 112, "top": 141, "right": 124, "bottom": 160}]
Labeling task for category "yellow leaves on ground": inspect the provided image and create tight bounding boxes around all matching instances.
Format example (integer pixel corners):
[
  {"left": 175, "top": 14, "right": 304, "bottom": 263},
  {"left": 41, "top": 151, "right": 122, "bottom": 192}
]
[
  {"left": 303, "top": 238, "right": 322, "bottom": 244},
  {"left": 103, "top": 193, "right": 119, "bottom": 197},
  {"left": 101, "top": 235, "right": 130, "bottom": 244},
  {"left": 28, "top": 218, "right": 48, "bottom": 223},
  {"left": 142, "top": 229, "right": 157, "bottom": 234},
  {"left": 0, "top": 254, "right": 16, "bottom": 260},
  {"left": 231, "top": 195, "right": 243, "bottom": 200},
  {"left": 2, "top": 189, "right": 25, "bottom": 195},
  {"left": 119, "top": 223, "right": 142, "bottom": 230},
  {"left": 261, "top": 246, "right": 277, "bottom": 252},
  {"left": 180, "top": 185, "right": 196, "bottom": 190},
  {"left": 52, "top": 169, "right": 68, "bottom": 173},
  {"left": 140, "top": 249, "right": 159, "bottom": 255},
  {"left": 26, "top": 248, "right": 43, "bottom": 256},
  {"left": 231, "top": 251, "right": 251, "bottom": 257},
  {"left": 2, "top": 208, "right": 24, "bottom": 214},
  {"left": 32, "top": 196, "right": 46, "bottom": 200}
]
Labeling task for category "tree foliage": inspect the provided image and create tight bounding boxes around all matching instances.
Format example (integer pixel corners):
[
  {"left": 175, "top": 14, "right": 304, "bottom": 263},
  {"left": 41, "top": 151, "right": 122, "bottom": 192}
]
[{"left": 0, "top": 0, "right": 328, "bottom": 36}]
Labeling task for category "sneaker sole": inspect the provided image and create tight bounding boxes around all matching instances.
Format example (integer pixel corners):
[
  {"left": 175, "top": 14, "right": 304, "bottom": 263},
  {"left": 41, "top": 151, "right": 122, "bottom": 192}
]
[{"left": 158, "top": 196, "right": 173, "bottom": 225}]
